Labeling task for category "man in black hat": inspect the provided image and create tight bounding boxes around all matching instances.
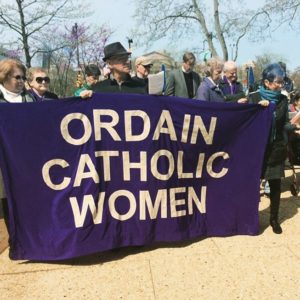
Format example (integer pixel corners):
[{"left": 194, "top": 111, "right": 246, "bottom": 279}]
[{"left": 92, "top": 42, "right": 146, "bottom": 94}]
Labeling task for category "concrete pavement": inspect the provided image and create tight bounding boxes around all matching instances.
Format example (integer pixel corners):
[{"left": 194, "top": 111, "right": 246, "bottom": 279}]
[{"left": 0, "top": 170, "right": 300, "bottom": 299}]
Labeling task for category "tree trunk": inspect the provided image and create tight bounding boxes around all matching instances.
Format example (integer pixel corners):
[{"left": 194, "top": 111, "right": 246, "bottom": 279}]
[
  {"left": 192, "top": 0, "right": 218, "bottom": 57},
  {"left": 213, "top": 0, "right": 228, "bottom": 60},
  {"left": 16, "top": 0, "right": 31, "bottom": 67}
]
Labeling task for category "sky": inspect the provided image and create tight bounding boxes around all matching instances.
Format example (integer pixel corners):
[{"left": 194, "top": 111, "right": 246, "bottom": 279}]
[{"left": 89, "top": 0, "right": 300, "bottom": 71}]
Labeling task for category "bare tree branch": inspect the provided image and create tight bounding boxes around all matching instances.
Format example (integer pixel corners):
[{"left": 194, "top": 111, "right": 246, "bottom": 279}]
[
  {"left": 0, "top": 0, "right": 91, "bottom": 67},
  {"left": 132, "top": 0, "right": 271, "bottom": 61}
]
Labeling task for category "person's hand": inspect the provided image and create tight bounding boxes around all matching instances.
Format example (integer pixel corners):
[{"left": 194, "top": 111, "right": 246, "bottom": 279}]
[
  {"left": 80, "top": 90, "right": 93, "bottom": 99},
  {"left": 258, "top": 100, "right": 269, "bottom": 107},
  {"left": 237, "top": 98, "right": 248, "bottom": 103}
]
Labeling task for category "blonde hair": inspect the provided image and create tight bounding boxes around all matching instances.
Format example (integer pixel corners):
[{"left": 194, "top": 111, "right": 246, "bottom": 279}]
[
  {"left": 27, "top": 67, "right": 48, "bottom": 83},
  {"left": 0, "top": 59, "right": 26, "bottom": 84},
  {"left": 204, "top": 57, "right": 224, "bottom": 77}
]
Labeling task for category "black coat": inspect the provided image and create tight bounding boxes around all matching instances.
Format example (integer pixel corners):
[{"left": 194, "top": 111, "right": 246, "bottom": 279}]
[
  {"left": 27, "top": 89, "right": 58, "bottom": 101},
  {"left": 248, "top": 91, "right": 295, "bottom": 168},
  {"left": 219, "top": 79, "right": 246, "bottom": 103},
  {"left": 131, "top": 76, "right": 148, "bottom": 94},
  {"left": 92, "top": 75, "right": 146, "bottom": 95}
]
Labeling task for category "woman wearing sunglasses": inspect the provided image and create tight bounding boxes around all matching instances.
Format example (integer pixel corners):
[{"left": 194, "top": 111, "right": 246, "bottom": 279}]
[{"left": 26, "top": 67, "right": 58, "bottom": 101}]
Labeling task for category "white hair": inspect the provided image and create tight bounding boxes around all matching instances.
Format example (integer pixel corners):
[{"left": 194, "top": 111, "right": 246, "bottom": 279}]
[{"left": 223, "top": 60, "right": 237, "bottom": 72}]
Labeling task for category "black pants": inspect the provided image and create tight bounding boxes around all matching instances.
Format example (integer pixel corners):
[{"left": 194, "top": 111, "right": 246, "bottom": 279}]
[{"left": 269, "top": 179, "right": 281, "bottom": 221}]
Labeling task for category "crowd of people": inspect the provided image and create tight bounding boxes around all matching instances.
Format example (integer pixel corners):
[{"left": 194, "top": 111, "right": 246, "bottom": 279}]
[{"left": 0, "top": 41, "right": 300, "bottom": 236}]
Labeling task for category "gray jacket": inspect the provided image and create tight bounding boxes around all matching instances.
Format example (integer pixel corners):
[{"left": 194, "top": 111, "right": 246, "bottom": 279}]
[{"left": 165, "top": 68, "right": 201, "bottom": 99}]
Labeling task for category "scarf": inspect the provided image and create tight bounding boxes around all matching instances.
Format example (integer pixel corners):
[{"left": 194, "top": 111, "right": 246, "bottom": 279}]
[
  {"left": 222, "top": 76, "right": 237, "bottom": 95},
  {"left": 259, "top": 85, "right": 282, "bottom": 142},
  {"left": 259, "top": 85, "right": 282, "bottom": 103}
]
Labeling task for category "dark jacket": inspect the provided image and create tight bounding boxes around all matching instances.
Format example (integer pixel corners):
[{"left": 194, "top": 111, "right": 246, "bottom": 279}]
[
  {"left": 248, "top": 91, "right": 295, "bottom": 167},
  {"left": 219, "top": 78, "right": 246, "bottom": 103},
  {"left": 131, "top": 76, "right": 148, "bottom": 94},
  {"left": 27, "top": 89, "right": 58, "bottom": 101},
  {"left": 92, "top": 75, "right": 146, "bottom": 95}
]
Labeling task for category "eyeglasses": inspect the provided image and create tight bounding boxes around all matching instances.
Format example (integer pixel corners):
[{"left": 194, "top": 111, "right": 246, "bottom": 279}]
[
  {"left": 35, "top": 76, "right": 50, "bottom": 84},
  {"left": 273, "top": 80, "right": 284, "bottom": 85},
  {"left": 12, "top": 75, "right": 26, "bottom": 81}
]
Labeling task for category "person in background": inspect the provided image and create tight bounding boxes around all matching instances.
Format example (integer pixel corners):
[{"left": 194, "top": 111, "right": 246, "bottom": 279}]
[
  {"left": 74, "top": 64, "right": 101, "bottom": 98},
  {"left": 219, "top": 60, "right": 247, "bottom": 103},
  {"left": 132, "top": 56, "right": 153, "bottom": 84},
  {"left": 248, "top": 63, "right": 300, "bottom": 234},
  {"left": 92, "top": 42, "right": 146, "bottom": 94},
  {"left": 165, "top": 52, "right": 200, "bottom": 99},
  {"left": 101, "top": 64, "right": 111, "bottom": 80},
  {"left": 132, "top": 56, "right": 153, "bottom": 93},
  {"left": 26, "top": 67, "right": 58, "bottom": 101},
  {"left": 289, "top": 91, "right": 300, "bottom": 112},
  {"left": 196, "top": 57, "right": 224, "bottom": 102},
  {"left": 278, "top": 61, "right": 294, "bottom": 95}
]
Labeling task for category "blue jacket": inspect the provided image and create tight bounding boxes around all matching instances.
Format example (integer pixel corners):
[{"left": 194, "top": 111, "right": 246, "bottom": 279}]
[{"left": 196, "top": 77, "right": 225, "bottom": 102}]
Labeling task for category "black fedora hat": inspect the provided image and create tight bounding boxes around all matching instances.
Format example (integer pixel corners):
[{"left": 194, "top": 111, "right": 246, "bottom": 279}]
[{"left": 103, "top": 42, "right": 131, "bottom": 62}]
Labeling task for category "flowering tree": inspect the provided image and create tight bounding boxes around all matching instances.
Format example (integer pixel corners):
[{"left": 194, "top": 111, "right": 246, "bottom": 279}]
[
  {"left": 38, "top": 23, "right": 112, "bottom": 97},
  {"left": 67, "top": 23, "right": 112, "bottom": 70},
  {"left": 0, "top": 0, "right": 89, "bottom": 67},
  {"left": 0, "top": 47, "right": 22, "bottom": 60}
]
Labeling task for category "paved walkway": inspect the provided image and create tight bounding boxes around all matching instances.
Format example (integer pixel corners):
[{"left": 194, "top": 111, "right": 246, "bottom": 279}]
[{"left": 1, "top": 170, "right": 300, "bottom": 299}]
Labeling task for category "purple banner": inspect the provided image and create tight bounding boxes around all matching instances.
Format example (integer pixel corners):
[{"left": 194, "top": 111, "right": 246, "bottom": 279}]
[{"left": 0, "top": 93, "right": 273, "bottom": 261}]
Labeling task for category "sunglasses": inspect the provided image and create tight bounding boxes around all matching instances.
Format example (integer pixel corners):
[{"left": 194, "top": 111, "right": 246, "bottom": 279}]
[
  {"left": 35, "top": 76, "right": 50, "bottom": 84},
  {"left": 12, "top": 75, "right": 26, "bottom": 81}
]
